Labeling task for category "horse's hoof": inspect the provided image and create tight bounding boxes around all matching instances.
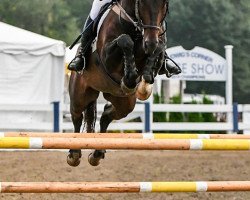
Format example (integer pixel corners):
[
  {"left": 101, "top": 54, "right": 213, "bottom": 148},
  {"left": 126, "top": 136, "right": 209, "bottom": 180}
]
[
  {"left": 88, "top": 150, "right": 106, "bottom": 166},
  {"left": 136, "top": 77, "right": 153, "bottom": 100},
  {"left": 67, "top": 152, "right": 81, "bottom": 167},
  {"left": 88, "top": 153, "right": 100, "bottom": 166}
]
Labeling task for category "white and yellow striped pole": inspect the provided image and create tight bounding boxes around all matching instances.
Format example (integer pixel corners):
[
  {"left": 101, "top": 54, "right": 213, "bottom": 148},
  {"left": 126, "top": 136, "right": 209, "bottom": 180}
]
[
  {"left": 1, "top": 182, "right": 250, "bottom": 193},
  {"left": 0, "top": 137, "right": 250, "bottom": 150},
  {"left": 1, "top": 132, "right": 250, "bottom": 139}
]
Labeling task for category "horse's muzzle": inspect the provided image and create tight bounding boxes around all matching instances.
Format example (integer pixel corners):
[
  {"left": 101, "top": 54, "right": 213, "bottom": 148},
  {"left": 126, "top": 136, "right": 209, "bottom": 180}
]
[{"left": 143, "top": 39, "right": 159, "bottom": 55}]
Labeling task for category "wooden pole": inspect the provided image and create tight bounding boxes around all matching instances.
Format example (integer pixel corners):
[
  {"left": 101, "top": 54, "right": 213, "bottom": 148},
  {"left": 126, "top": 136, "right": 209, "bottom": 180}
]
[
  {"left": 1, "top": 182, "right": 250, "bottom": 193},
  {"left": 1, "top": 132, "right": 250, "bottom": 139},
  {"left": 0, "top": 137, "right": 250, "bottom": 150}
]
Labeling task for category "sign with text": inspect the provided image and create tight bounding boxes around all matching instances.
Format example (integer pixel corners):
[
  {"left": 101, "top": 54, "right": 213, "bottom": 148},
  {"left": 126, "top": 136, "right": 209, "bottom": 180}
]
[{"left": 166, "top": 46, "right": 227, "bottom": 81}]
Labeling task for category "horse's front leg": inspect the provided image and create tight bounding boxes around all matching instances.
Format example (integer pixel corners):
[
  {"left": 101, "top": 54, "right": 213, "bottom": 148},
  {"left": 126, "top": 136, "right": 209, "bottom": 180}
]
[
  {"left": 136, "top": 42, "right": 165, "bottom": 101},
  {"left": 143, "top": 42, "right": 166, "bottom": 84},
  {"left": 104, "top": 34, "right": 138, "bottom": 93}
]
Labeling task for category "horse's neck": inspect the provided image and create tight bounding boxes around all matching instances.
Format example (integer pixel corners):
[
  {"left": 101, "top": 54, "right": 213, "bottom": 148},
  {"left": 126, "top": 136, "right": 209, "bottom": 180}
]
[{"left": 119, "top": 0, "right": 136, "bottom": 17}]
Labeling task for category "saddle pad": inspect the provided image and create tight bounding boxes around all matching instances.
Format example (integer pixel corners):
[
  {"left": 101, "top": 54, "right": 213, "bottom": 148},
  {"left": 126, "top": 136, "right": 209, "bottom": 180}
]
[{"left": 92, "top": 8, "right": 112, "bottom": 53}]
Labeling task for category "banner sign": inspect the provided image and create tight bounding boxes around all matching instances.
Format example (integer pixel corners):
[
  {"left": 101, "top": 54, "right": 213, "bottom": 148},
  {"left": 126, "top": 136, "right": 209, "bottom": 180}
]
[{"left": 166, "top": 46, "right": 227, "bottom": 81}]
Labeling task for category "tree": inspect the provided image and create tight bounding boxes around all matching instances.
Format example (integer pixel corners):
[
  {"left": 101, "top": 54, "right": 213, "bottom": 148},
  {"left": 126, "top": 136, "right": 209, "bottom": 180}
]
[
  {"left": 167, "top": 0, "right": 250, "bottom": 103},
  {"left": 64, "top": 0, "right": 92, "bottom": 30},
  {"left": 0, "top": 0, "right": 79, "bottom": 44}
]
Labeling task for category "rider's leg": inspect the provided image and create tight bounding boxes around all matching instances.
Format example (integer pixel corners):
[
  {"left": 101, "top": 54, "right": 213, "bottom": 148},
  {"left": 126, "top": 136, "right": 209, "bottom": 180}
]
[
  {"left": 90, "top": 0, "right": 112, "bottom": 20},
  {"left": 159, "top": 21, "right": 182, "bottom": 77},
  {"left": 68, "top": 0, "right": 112, "bottom": 72},
  {"left": 68, "top": 16, "right": 94, "bottom": 71}
]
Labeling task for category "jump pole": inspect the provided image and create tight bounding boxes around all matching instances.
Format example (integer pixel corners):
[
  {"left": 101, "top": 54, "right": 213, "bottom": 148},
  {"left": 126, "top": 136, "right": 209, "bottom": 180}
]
[
  {"left": 1, "top": 181, "right": 250, "bottom": 193},
  {"left": 1, "top": 137, "right": 250, "bottom": 150},
  {"left": 1, "top": 132, "right": 250, "bottom": 139}
]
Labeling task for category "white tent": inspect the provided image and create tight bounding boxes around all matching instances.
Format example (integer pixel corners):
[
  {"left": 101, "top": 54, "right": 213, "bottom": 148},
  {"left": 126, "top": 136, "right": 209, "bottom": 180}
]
[
  {"left": 65, "top": 43, "right": 79, "bottom": 65},
  {"left": 0, "top": 22, "right": 65, "bottom": 104}
]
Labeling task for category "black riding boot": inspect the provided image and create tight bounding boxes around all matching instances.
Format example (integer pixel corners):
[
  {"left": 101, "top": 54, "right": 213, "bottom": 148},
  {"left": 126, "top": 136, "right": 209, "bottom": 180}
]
[
  {"left": 68, "top": 16, "right": 95, "bottom": 72},
  {"left": 163, "top": 52, "right": 182, "bottom": 77},
  {"left": 158, "top": 21, "right": 182, "bottom": 77}
]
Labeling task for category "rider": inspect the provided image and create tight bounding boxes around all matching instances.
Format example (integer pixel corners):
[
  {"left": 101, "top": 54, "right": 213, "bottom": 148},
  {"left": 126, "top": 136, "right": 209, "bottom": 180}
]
[
  {"left": 68, "top": 0, "right": 181, "bottom": 77},
  {"left": 68, "top": 0, "right": 112, "bottom": 72}
]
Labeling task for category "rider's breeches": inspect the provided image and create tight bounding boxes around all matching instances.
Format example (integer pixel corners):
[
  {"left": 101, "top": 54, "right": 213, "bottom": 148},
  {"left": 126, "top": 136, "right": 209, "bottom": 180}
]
[{"left": 90, "top": 0, "right": 112, "bottom": 20}]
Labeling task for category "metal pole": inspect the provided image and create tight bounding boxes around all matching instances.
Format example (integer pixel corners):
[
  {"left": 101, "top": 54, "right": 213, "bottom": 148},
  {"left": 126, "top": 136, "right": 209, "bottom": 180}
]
[
  {"left": 233, "top": 102, "right": 239, "bottom": 133},
  {"left": 144, "top": 102, "right": 150, "bottom": 133},
  {"left": 225, "top": 45, "right": 233, "bottom": 132},
  {"left": 53, "top": 102, "right": 60, "bottom": 132}
]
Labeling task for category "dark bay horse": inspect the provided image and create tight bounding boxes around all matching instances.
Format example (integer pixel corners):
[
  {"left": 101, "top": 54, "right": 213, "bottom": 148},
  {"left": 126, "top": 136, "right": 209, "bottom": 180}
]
[{"left": 68, "top": 0, "right": 170, "bottom": 167}]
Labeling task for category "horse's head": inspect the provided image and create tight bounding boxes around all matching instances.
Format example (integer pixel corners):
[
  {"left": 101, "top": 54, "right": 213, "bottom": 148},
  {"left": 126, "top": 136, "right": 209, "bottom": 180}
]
[{"left": 136, "top": 0, "right": 169, "bottom": 54}]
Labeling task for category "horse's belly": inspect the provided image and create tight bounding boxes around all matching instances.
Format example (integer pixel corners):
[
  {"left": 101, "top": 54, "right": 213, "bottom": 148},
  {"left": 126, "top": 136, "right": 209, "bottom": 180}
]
[
  {"left": 93, "top": 83, "right": 132, "bottom": 97},
  {"left": 84, "top": 71, "right": 130, "bottom": 97}
]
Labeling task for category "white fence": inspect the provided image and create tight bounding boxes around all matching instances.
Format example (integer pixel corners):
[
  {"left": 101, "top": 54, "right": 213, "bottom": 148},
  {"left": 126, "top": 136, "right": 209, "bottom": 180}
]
[
  {"left": 0, "top": 104, "right": 54, "bottom": 131},
  {"left": 149, "top": 104, "right": 250, "bottom": 132},
  {"left": 0, "top": 103, "right": 250, "bottom": 133}
]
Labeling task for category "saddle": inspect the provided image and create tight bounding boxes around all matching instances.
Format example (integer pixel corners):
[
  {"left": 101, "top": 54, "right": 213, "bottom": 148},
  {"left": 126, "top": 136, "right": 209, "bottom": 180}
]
[{"left": 90, "top": 2, "right": 116, "bottom": 54}]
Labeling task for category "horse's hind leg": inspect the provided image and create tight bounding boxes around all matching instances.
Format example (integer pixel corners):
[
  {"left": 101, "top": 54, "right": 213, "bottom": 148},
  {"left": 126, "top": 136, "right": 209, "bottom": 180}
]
[
  {"left": 67, "top": 110, "right": 83, "bottom": 166},
  {"left": 100, "top": 94, "right": 136, "bottom": 132},
  {"left": 88, "top": 93, "right": 136, "bottom": 166},
  {"left": 87, "top": 103, "right": 109, "bottom": 166},
  {"left": 68, "top": 79, "right": 99, "bottom": 167},
  {"left": 68, "top": 100, "right": 98, "bottom": 167},
  {"left": 85, "top": 100, "right": 104, "bottom": 167}
]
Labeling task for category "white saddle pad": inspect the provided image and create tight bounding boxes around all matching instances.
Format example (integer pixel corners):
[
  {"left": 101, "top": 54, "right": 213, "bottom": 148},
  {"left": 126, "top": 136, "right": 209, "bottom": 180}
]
[{"left": 92, "top": 8, "right": 112, "bottom": 52}]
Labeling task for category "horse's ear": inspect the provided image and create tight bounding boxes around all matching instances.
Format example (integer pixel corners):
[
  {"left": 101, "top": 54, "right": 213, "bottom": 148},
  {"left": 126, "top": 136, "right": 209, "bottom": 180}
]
[{"left": 166, "top": 0, "right": 170, "bottom": 14}]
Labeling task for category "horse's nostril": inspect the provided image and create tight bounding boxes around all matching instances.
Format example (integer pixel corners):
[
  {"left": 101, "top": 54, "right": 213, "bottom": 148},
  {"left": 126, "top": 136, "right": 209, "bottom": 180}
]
[
  {"left": 144, "top": 41, "right": 149, "bottom": 50},
  {"left": 144, "top": 40, "right": 159, "bottom": 54}
]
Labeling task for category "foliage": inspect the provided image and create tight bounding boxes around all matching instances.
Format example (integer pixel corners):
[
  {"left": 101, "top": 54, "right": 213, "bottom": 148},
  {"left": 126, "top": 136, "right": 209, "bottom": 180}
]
[
  {"left": 0, "top": 0, "right": 82, "bottom": 44},
  {"left": 64, "top": 0, "right": 92, "bottom": 30},
  {"left": 168, "top": 95, "right": 184, "bottom": 122},
  {"left": 0, "top": 0, "right": 249, "bottom": 102},
  {"left": 167, "top": 0, "right": 250, "bottom": 103},
  {"left": 167, "top": 94, "right": 217, "bottom": 123},
  {"left": 186, "top": 99, "right": 203, "bottom": 122},
  {"left": 202, "top": 95, "right": 217, "bottom": 122},
  {"left": 153, "top": 93, "right": 167, "bottom": 122}
]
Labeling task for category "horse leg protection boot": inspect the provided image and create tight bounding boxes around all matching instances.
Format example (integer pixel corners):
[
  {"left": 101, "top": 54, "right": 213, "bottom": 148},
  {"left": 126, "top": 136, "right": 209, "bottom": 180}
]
[{"left": 68, "top": 16, "right": 95, "bottom": 72}]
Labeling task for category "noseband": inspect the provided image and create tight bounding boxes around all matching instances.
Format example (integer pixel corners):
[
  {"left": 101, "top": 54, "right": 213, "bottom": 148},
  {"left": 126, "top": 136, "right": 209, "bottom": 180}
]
[
  {"left": 114, "top": 0, "right": 167, "bottom": 33},
  {"left": 134, "top": 0, "right": 161, "bottom": 32}
]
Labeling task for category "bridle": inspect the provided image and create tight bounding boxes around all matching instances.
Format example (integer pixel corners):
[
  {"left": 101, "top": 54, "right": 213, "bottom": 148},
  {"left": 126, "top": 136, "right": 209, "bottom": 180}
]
[
  {"left": 134, "top": 0, "right": 161, "bottom": 32},
  {"left": 115, "top": 0, "right": 168, "bottom": 34}
]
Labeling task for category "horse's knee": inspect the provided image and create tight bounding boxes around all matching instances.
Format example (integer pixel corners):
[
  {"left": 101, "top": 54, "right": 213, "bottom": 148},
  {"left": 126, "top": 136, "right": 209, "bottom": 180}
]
[{"left": 117, "top": 34, "right": 134, "bottom": 51}]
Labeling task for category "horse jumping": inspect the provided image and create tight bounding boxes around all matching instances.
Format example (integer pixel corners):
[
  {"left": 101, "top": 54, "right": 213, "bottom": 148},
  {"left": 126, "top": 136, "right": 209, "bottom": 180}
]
[{"left": 68, "top": 0, "right": 177, "bottom": 167}]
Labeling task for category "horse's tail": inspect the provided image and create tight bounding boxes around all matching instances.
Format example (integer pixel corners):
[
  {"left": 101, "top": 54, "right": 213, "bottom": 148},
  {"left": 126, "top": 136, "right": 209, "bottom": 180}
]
[{"left": 83, "top": 101, "right": 97, "bottom": 133}]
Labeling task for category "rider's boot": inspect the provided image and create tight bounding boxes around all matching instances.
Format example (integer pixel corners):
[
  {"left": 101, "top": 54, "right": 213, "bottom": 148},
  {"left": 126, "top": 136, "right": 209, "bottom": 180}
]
[
  {"left": 68, "top": 16, "right": 95, "bottom": 72},
  {"left": 158, "top": 21, "right": 182, "bottom": 77},
  {"left": 163, "top": 52, "right": 182, "bottom": 77},
  {"left": 158, "top": 51, "right": 182, "bottom": 78}
]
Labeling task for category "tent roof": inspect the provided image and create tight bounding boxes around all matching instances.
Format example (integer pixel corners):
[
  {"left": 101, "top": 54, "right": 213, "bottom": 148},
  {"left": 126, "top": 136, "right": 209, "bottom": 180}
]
[{"left": 0, "top": 22, "right": 65, "bottom": 56}]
